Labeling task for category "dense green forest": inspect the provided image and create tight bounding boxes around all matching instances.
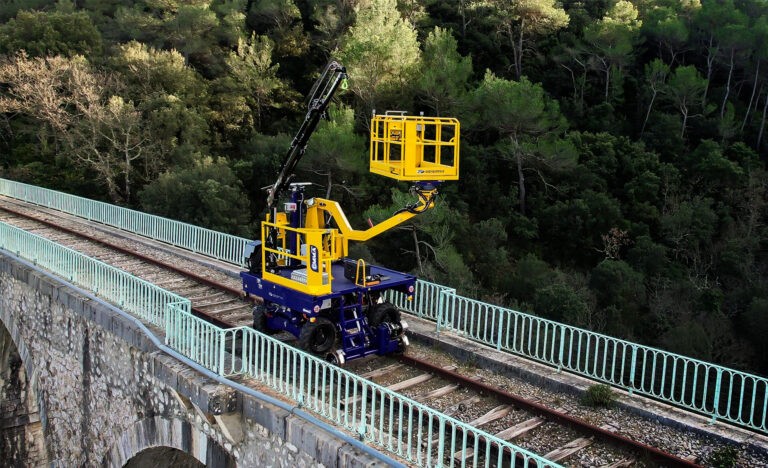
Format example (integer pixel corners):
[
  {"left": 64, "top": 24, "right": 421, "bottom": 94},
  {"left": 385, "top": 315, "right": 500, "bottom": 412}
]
[{"left": 0, "top": 0, "right": 766, "bottom": 373}]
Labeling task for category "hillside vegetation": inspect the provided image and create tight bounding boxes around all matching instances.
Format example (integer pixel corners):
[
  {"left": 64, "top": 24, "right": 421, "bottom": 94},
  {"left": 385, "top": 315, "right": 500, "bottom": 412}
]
[{"left": 0, "top": 0, "right": 766, "bottom": 373}]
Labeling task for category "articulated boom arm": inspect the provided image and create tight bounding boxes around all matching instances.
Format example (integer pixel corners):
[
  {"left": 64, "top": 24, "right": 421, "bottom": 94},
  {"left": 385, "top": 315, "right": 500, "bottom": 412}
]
[
  {"left": 266, "top": 61, "right": 347, "bottom": 210},
  {"left": 303, "top": 185, "right": 438, "bottom": 258}
]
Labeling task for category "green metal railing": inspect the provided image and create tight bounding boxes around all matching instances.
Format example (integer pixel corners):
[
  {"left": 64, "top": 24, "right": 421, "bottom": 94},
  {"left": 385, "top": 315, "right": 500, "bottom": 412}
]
[
  {"left": 0, "top": 179, "right": 247, "bottom": 265},
  {"left": 387, "top": 281, "right": 768, "bottom": 434},
  {"left": 0, "top": 222, "right": 190, "bottom": 327},
  {"left": 0, "top": 178, "right": 557, "bottom": 465},
  {"left": 210, "top": 325, "right": 556, "bottom": 467},
  {"left": 0, "top": 220, "right": 557, "bottom": 468},
  {"left": 3, "top": 178, "right": 767, "bottom": 435}
]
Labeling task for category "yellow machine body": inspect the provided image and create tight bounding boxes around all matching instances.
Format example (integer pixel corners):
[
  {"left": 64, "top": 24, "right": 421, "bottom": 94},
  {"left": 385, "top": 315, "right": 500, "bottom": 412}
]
[{"left": 261, "top": 111, "right": 459, "bottom": 294}]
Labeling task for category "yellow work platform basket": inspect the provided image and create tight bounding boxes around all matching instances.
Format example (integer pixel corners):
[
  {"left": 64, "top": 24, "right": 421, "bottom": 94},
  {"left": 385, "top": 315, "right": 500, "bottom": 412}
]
[{"left": 370, "top": 112, "right": 460, "bottom": 182}]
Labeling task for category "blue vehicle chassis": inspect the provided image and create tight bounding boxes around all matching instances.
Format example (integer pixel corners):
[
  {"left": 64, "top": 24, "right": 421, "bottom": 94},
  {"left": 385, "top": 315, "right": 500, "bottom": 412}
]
[{"left": 241, "top": 260, "right": 415, "bottom": 362}]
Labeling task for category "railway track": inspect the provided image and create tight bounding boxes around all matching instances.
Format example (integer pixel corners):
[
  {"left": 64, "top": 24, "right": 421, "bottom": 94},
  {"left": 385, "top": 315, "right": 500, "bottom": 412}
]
[
  {"left": 336, "top": 353, "right": 699, "bottom": 467},
  {"left": 0, "top": 196, "right": 715, "bottom": 466},
  {"left": 0, "top": 199, "right": 252, "bottom": 328}
]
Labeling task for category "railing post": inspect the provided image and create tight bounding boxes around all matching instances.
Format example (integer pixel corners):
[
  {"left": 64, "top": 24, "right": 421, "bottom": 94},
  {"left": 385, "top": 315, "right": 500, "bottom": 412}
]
[
  {"left": 218, "top": 328, "right": 226, "bottom": 376},
  {"left": 436, "top": 287, "right": 445, "bottom": 334},
  {"left": 711, "top": 368, "right": 723, "bottom": 424},
  {"left": 496, "top": 311, "right": 504, "bottom": 351},
  {"left": 358, "top": 385, "right": 368, "bottom": 440},
  {"left": 629, "top": 346, "right": 637, "bottom": 395},
  {"left": 415, "top": 281, "right": 423, "bottom": 318},
  {"left": 298, "top": 354, "right": 306, "bottom": 407},
  {"left": 436, "top": 418, "right": 446, "bottom": 463},
  {"left": 164, "top": 305, "right": 173, "bottom": 346},
  {"left": 558, "top": 324, "right": 565, "bottom": 372}
]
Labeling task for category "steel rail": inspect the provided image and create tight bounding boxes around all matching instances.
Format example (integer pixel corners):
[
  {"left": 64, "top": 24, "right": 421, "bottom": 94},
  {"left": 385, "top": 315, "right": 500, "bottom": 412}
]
[
  {"left": 399, "top": 354, "right": 701, "bottom": 467},
  {"left": 1, "top": 249, "right": 406, "bottom": 468},
  {"left": 4, "top": 178, "right": 768, "bottom": 436},
  {"left": 0, "top": 201, "right": 559, "bottom": 467},
  {"left": 0, "top": 200, "right": 706, "bottom": 466},
  {"left": 0, "top": 203, "right": 247, "bottom": 329}
]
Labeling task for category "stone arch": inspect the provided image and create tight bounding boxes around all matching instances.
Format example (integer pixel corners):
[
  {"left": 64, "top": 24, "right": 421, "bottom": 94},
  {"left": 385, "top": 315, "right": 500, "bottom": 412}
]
[
  {"left": 124, "top": 447, "right": 204, "bottom": 467},
  {"left": 103, "top": 416, "right": 235, "bottom": 468},
  {"left": 0, "top": 315, "right": 48, "bottom": 465}
]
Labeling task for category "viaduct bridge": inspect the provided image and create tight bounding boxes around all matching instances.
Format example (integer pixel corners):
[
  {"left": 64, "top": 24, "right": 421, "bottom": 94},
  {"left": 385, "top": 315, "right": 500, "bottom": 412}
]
[{"left": 1, "top": 178, "right": 767, "bottom": 467}]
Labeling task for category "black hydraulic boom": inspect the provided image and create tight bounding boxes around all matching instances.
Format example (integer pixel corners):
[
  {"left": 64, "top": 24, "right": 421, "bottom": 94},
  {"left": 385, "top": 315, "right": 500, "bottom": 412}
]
[{"left": 266, "top": 61, "right": 348, "bottom": 210}]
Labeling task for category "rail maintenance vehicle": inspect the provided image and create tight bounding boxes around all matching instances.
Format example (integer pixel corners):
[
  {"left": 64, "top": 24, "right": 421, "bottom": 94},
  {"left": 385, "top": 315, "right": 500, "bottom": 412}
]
[{"left": 240, "top": 61, "right": 460, "bottom": 365}]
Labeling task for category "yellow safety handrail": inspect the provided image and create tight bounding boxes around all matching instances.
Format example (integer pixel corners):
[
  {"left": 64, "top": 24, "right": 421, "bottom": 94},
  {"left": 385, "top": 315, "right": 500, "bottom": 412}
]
[
  {"left": 355, "top": 258, "right": 367, "bottom": 287},
  {"left": 260, "top": 220, "right": 337, "bottom": 295}
]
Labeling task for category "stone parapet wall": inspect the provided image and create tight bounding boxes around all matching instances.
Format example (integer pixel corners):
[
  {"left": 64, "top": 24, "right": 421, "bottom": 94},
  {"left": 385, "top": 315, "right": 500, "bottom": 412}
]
[{"left": 0, "top": 254, "right": 378, "bottom": 467}]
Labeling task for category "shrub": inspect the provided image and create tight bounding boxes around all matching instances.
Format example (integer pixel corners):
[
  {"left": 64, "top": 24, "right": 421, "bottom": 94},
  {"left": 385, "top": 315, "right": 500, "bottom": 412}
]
[
  {"left": 581, "top": 384, "right": 616, "bottom": 407},
  {"left": 709, "top": 446, "right": 739, "bottom": 468}
]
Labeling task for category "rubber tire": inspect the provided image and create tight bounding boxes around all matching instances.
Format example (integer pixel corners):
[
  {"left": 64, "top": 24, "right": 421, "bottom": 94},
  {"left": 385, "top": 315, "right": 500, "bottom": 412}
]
[
  {"left": 327, "top": 350, "right": 346, "bottom": 366},
  {"left": 368, "top": 301, "right": 401, "bottom": 328},
  {"left": 299, "top": 318, "right": 336, "bottom": 354},
  {"left": 252, "top": 305, "right": 274, "bottom": 334}
]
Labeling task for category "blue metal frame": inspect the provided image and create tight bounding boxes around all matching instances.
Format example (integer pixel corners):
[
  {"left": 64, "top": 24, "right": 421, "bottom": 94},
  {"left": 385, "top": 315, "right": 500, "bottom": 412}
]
[{"left": 241, "top": 261, "right": 415, "bottom": 360}]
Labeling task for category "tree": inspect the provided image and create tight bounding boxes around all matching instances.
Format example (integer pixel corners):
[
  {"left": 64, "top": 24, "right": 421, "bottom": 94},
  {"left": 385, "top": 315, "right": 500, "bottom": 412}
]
[
  {"left": 693, "top": 0, "right": 744, "bottom": 107},
  {"left": 0, "top": 0, "right": 55, "bottom": 23},
  {"left": 248, "top": 0, "right": 308, "bottom": 57},
  {"left": 139, "top": 158, "right": 254, "bottom": 236},
  {"left": 302, "top": 105, "right": 367, "bottom": 198},
  {"left": 415, "top": 27, "right": 473, "bottom": 116},
  {"left": 213, "top": 34, "right": 291, "bottom": 134},
  {"left": 335, "top": 0, "right": 421, "bottom": 111},
  {"left": 539, "top": 190, "right": 625, "bottom": 267},
  {"left": 664, "top": 65, "right": 708, "bottom": 138},
  {"left": 455, "top": 217, "right": 513, "bottom": 292},
  {"left": 0, "top": 8, "right": 103, "bottom": 58},
  {"left": 639, "top": 0, "right": 697, "bottom": 66},
  {"left": 308, "top": 0, "right": 357, "bottom": 54},
  {"left": 627, "top": 235, "right": 671, "bottom": 280},
  {"left": 744, "top": 298, "right": 768, "bottom": 370},
  {"left": 114, "top": 0, "right": 237, "bottom": 73},
  {"left": 110, "top": 41, "right": 207, "bottom": 104},
  {"left": 232, "top": 132, "right": 292, "bottom": 213},
  {"left": 110, "top": 41, "right": 210, "bottom": 168},
  {"left": 660, "top": 196, "right": 718, "bottom": 288},
  {"left": 583, "top": 0, "right": 643, "bottom": 102},
  {"left": 534, "top": 282, "right": 591, "bottom": 325},
  {"left": 166, "top": 5, "right": 220, "bottom": 64},
  {"left": 470, "top": 71, "right": 571, "bottom": 215},
  {"left": 589, "top": 259, "right": 646, "bottom": 337},
  {"left": 742, "top": 15, "right": 768, "bottom": 131},
  {"left": 480, "top": 0, "right": 569, "bottom": 80},
  {"left": 0, "top": 53, "right": 165, "bottom": 203},
  {"left": 363, "top": 188, "right": 476, "bottom": 292},
  {"left": 552, "top": 40, "right": 591, "bottom": 116},
  {"left": 684, "top": 139, "right": 744, "bottom": 194},
  {"left": 508, "top": 253, "right": 556, "bottom": 304},
  {"left": 713, "top": 7, "right": 749, "bottom": 119},
  {"left": 81, "top": 0, "right": 128, "bottom": 38},
  {"left": 641, "top": 58, "right": 670, "bottom": 135}
]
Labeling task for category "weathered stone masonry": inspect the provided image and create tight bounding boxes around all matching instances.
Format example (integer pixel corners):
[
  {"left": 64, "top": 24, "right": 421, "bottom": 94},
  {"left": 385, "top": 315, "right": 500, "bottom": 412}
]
[{"left": 0, "top": 253, "right": 381, "bottom": 467}]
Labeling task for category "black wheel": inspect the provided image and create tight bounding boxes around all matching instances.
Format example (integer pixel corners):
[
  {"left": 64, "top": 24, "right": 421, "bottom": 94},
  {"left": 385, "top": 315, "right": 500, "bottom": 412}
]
[
  {"left": 327, "top": 349, "right": 346, "bottom": 366},
  {"left": 368, "top": 301, "right": 401, "bottom": 328},
  {"left": 299, "top": 317, "right": 336, "bottom": 354},
  {"left": 252, "top": 304, "right": 275, "bottom": 334}
]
